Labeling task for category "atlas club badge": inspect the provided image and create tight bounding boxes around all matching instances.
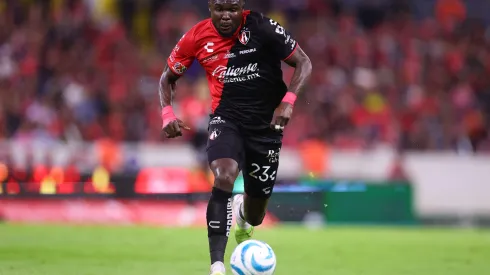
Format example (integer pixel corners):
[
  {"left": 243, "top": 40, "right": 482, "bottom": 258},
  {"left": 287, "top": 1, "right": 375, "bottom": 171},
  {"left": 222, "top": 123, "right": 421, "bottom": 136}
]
[{"left": 239, "top": 30, "right": 250, "bottom": 45}]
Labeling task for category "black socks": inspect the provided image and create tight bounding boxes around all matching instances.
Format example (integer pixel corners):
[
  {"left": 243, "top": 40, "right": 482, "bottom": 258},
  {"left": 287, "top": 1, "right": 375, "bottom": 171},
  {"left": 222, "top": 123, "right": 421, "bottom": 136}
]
[{"left": 206, "top": 187, "right": 233, "bottom": 264}]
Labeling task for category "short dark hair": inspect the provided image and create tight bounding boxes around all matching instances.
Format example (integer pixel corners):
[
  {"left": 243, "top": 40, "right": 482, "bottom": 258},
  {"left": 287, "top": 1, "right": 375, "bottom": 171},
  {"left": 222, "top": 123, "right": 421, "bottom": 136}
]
[{"left": 208, "top": 0, "right": 244, "bottom": 5}]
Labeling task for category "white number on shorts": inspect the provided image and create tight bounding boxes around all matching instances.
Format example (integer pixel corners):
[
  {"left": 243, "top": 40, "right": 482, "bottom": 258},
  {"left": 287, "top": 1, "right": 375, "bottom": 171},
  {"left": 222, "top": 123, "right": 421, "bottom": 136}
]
[{"left": 249, "top": 163, "right": 277, "bottom": 182}]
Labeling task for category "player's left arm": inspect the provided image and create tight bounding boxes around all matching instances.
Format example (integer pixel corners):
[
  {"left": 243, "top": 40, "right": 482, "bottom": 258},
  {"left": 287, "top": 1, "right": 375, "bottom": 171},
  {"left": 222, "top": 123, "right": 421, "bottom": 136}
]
[
  {"left": 264, "top": 18, "right": 312, "bottom": 131},
  {"left": 272, "top": 46, "right": 311, "bottom": 131},
  {"left": 283, "top": 46, "right": 312, "bottom": 100}
]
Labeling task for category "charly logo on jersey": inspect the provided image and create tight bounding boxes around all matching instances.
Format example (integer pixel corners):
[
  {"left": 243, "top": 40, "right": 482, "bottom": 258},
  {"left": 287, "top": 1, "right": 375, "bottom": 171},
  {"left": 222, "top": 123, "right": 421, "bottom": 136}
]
[
  {"left": 212, "top": 63, "right": 260, "bottom": 84},
  {"left": 239, "top": 29, "right": 251, "bottom": 45},
  {"left": 204, "top": 42, "right": 214, "bottom": 53},
  {"left": 209, "top": 129, "right": 221, "bottom": 140}
]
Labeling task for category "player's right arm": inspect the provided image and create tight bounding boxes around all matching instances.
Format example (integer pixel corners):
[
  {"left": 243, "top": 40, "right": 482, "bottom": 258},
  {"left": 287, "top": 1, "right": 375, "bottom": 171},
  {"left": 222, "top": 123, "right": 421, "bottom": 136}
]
[{"left": 159, "top": 32, "right": 196, "bottom": 138}]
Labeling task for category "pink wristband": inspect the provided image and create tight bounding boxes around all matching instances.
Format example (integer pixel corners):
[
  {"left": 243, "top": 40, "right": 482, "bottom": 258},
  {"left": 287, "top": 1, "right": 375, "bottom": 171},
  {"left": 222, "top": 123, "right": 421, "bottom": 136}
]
[
  {"left": 282, "top": 92, "right": 297, "bottom": 105},
  {"left": 161, "top": 106, "right": 177, "bottom": 128}
]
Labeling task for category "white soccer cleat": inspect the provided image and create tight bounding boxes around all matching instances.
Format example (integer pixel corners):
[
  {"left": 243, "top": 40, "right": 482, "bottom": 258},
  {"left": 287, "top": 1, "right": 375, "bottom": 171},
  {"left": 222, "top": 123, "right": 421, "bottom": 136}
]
[
  {"left": 232, "top": 194, "right": 244, "bottom": 220},
  {"left": 209, "top": 261, "right": 226, "bottom": 275}
]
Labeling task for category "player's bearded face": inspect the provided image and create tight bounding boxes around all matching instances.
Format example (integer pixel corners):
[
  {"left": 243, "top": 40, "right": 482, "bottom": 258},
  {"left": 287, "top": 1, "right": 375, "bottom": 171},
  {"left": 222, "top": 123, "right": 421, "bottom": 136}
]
[{"left": 209, "top": 0, "right": 243, "bottom": 37}]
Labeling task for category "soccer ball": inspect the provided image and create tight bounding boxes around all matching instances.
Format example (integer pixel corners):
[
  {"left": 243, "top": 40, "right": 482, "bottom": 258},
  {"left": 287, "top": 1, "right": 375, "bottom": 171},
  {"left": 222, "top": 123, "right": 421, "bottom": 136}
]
[{"left": 230, "top": 240, "right": 276, "bottom": 275}]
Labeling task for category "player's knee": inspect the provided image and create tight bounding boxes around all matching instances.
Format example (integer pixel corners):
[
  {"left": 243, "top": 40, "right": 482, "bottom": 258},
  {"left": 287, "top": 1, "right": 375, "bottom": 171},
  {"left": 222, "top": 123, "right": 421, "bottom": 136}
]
[
  {"left": 210, "top": 159, "right": 239, "bottom": 192},
  {"left": 214, "top": 173, "right": 236, "bottom": 192}
]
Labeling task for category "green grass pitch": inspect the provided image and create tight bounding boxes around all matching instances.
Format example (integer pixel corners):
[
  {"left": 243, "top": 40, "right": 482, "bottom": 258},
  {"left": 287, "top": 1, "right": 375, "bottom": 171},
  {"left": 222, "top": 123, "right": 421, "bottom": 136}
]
[{"left": 1, "top": 224, "right": 489, "bottom": 275}]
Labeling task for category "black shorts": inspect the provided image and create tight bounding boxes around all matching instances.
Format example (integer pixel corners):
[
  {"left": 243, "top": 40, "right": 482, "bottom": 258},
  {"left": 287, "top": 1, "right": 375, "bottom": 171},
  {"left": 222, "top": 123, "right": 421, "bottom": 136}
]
[{"left": 206, "top": 115, "right": 282, "bottom": 198}]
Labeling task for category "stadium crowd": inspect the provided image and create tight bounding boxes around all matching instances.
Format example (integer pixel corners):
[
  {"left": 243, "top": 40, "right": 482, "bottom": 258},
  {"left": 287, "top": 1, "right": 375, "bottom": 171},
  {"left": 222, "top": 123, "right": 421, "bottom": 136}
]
[{"left": 0, "top": 0, "right": 489, "bottom": 152}]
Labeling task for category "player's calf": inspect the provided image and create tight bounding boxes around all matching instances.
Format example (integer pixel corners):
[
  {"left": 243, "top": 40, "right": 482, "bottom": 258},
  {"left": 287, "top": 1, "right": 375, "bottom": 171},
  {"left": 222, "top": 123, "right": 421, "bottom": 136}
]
[
  {"left": 243, "top": 195, "right": 269, "bottom": 226},
  {"left": 206, "top": 158, "right": 239, "bottom": 271},
  {"left": 207, "top": 187, "right": 233, "bottom": 265},
  {"left": 246, "top": 213, "right": 266, "bottom": 226},
  {"left": 233, "top": 194, "right": 269, "bottom": 245}
]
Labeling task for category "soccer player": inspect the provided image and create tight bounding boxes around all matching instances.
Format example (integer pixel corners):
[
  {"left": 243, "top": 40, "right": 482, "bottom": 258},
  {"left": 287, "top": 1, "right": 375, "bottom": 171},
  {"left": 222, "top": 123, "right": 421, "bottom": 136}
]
[{"left": 158, "top": 1, "right": 312, "bottom": 274}]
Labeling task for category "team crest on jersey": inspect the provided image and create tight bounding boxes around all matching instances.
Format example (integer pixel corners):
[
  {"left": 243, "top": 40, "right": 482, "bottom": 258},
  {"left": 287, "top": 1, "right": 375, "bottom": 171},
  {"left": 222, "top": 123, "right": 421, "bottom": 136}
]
[
  {"left": 239, "top": 30, "right": 251, "bottom": 45},
  {"left": 209, "top": 129, "right": 221, "bottom": 140}
]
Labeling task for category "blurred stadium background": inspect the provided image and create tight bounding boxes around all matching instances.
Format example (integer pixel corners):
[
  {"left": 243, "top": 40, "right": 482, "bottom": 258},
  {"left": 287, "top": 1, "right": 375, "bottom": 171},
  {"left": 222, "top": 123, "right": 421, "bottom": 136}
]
[{"left": 1, "top": 0, "right": 490, "bottom": 274}]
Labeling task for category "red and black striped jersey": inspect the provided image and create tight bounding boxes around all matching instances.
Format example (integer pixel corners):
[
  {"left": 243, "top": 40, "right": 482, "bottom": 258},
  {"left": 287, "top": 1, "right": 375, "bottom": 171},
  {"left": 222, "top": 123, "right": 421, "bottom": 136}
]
[{"left": 167, "top": 10, "right": 298, "bottom": 130}]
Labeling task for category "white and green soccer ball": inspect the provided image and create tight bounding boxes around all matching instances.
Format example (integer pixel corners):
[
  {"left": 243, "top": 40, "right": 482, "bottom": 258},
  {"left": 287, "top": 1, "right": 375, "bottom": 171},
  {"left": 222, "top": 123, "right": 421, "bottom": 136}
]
[{"left": 230, "top": 240, "right": 276, "bottom": 275}]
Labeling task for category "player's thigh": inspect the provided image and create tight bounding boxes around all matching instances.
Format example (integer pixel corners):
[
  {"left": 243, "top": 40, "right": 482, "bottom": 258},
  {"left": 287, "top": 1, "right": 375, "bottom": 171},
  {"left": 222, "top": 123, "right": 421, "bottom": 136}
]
[
  {"left": 206, "top": 116, "right": 244, "bottom": 180},
  {"left": 242, "top": 139, "right": 281, "bottom": 199}
]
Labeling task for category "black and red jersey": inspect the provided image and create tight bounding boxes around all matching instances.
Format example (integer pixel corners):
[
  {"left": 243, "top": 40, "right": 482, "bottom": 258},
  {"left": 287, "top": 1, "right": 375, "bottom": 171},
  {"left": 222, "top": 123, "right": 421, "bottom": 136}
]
[{"left": 167, "top": 10, "right": 298, "bottom": 130}]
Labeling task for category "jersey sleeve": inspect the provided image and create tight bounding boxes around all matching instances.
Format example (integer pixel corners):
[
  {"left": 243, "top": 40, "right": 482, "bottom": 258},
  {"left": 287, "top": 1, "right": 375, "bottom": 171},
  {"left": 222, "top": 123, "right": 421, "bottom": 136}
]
[
  {"left": 167, "top": 30, "right": 196, "bottom": 76},
  {"left": 261, "top": 17, "right": 298, "bottom": 61}
]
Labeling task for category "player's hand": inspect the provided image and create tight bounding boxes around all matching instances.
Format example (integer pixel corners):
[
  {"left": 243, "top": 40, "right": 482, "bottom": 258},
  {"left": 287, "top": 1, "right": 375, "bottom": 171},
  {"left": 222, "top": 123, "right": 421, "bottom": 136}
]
[
  {"left": 163, "top": 119, "right": 191, "bottom": 138},
  {"left": 271, "top": 102, "right": 293, "bottom": 132}
]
